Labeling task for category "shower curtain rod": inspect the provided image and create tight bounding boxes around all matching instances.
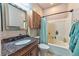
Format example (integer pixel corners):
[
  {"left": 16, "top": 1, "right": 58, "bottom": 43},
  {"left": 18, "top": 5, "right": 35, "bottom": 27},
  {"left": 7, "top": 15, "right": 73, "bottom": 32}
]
[{"left": 42, "top": 9, "right": 73, "bottom": 18}]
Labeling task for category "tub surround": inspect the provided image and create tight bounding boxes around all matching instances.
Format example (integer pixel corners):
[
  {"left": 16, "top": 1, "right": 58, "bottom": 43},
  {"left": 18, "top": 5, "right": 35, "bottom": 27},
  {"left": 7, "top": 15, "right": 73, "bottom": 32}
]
[
  {"left": 48, "top": 39, "right": 69, "bottom": 49},
  {"left": 1, "top": 35, "right": 38, "bottom": 56}
]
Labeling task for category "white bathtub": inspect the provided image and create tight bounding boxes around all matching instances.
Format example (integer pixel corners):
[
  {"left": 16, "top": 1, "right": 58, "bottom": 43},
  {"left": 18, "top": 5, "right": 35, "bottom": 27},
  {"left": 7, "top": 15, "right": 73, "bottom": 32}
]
[{"left": 48, "top": 43, "right": 72, "bottom": 56}]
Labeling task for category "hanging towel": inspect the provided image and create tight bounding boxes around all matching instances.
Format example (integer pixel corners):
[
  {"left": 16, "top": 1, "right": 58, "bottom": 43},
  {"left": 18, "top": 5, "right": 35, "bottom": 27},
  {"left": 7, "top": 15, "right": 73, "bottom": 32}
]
[
  {"left": 69, "top": 21, "right": 79, "bottom": 52},
  {"left": 69, "top": 23, "right": 75, "bottom": 37},
  {"left": 69, "top": 35, "right": 75, "bottom": 52},
  {"left": 72, "top": 38, "right": 79, "bottom": 56},
  {"left": 73, "top": 31, "right": 79, "bottom": 44},
  {"left": 40, "top": 17, "right": 48, "bottom": 44},
  {"left": 69, "top": 23, "right": 76, "bottom": 52}
]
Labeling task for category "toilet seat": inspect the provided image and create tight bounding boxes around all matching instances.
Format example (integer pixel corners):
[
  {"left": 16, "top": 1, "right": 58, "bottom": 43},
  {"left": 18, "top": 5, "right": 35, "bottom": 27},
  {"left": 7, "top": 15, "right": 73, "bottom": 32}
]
[{"left": 38, "top": 44, "right": 49, "bottom": 49}]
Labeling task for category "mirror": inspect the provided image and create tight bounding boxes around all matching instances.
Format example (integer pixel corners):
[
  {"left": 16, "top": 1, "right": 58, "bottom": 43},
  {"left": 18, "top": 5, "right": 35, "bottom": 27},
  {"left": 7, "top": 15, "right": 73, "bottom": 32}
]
[
  {"left": 0, "top": 4, "right": 1, "bottom": 31},
  {"left": 5, "top": 3, "right": 27, "bottom": 31}
]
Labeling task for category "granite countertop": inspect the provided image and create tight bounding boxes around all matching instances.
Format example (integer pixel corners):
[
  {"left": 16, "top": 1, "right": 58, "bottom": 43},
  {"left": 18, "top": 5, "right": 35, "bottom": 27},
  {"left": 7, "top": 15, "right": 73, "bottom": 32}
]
[{"left": 1, "top": 37, "right": 37, "bottom": 56}]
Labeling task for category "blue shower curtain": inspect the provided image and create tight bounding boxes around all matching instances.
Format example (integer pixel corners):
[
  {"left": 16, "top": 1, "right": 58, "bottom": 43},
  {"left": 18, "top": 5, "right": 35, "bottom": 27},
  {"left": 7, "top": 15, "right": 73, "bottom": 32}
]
[{"left": 40, "top": 17, "right": 48, "bottom": 44}]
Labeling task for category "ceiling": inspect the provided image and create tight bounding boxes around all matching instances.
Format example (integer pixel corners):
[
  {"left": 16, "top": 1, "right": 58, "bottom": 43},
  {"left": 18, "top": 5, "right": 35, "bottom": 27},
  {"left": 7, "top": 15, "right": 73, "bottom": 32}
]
[{"left": 35, "top": 3, "right": 63, "bottom": 10}]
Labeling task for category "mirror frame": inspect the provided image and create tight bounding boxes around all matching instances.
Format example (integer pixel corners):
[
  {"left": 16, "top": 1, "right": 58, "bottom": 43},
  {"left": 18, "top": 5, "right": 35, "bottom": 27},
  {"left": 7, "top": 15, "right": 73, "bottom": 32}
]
[{"left": 4, "top": 3, "right": 27, "bottom": 31}]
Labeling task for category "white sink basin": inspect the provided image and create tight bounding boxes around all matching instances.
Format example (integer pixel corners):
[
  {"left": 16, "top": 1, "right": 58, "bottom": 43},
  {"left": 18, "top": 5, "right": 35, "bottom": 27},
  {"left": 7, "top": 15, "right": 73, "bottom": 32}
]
[{"left": 15, "top": 40, "right": 31, "bottom": 45}]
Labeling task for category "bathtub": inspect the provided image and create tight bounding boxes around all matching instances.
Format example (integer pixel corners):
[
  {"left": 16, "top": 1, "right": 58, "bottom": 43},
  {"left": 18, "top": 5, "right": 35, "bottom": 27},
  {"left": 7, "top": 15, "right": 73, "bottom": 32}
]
[{"left": 48, "top": 43, "right": 72, "bottom": 56}]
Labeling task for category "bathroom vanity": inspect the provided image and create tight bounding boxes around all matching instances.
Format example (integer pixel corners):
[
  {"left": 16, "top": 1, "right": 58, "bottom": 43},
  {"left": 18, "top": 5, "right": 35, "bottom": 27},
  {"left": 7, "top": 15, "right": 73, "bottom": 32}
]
[
  {"left": 1, "top": 3, "right": 39, "bottom": 56},
  {"left": 1, "top": 35, "right": 38, "bottom": 56}
]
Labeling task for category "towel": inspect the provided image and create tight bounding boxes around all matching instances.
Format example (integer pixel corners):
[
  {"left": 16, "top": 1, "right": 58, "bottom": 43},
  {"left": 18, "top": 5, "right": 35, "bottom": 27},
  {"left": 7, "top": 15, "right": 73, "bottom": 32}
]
[
  {"left": 69, "top": 23, "right": 75, "bottom": 37},
  {"left": 69, "top": 35, "right": 75, "bottom": 52},
  {"left": 73, "top": 33, "right": 79, "bottom": 44},
  {"left": 69, "top": 21, "right": 79, "bottom": 52},
  {"left": 72, "top": 38, "right": 79, "bottom": 56}
]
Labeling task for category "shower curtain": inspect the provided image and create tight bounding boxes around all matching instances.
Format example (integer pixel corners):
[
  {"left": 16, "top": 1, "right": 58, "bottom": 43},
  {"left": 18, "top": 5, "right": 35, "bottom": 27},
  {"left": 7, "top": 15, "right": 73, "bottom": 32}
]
[{"left": 40, "top": 17, "right": 48, "bottom": 44}]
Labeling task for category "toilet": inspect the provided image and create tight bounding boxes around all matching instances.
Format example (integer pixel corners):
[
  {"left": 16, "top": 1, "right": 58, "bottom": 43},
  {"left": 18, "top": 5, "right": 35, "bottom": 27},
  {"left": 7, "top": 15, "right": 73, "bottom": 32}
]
[{"left": 38, "top": 43, "right": 50, "bottom": 56}]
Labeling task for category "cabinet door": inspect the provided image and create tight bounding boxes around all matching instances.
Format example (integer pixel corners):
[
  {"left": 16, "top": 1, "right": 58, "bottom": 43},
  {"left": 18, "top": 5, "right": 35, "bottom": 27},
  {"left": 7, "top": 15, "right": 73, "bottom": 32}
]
[
  {"left": 37, "top": 13, "right": 41, "bottom": 29},
  {"left": 33, "top": 11, "right": 41, "bottom": 29},
  {"left": 30, "top": 45, "right": 38, "bottom": 56}
]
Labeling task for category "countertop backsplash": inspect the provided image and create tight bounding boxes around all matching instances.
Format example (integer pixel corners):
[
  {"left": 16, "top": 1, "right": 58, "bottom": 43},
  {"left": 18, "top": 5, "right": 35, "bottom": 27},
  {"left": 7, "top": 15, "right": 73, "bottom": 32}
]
[{"left": 0, "top": 30, "right": 26, "bottom": 40}]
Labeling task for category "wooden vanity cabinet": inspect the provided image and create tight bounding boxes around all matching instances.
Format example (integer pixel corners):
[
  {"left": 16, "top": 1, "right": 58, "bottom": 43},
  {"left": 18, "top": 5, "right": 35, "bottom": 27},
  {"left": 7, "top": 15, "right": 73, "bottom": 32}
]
[
  {"left": 30, "top": 45, "right": 38, "bottom": 56},
  {"left": 9, "top": 40, "right": 38, "bottom": 56},
  {"left": 23, "top": 45, "right": 38, "bottom": 56}
]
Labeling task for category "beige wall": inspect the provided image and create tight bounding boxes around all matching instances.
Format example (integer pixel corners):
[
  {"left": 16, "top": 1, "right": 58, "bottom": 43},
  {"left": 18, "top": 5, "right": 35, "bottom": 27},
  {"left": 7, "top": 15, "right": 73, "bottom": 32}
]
[
  {"left": 44, "top": 4, "right": 68, "bottom": 20},
  {"left": 68, "top": 3, "right": 79, "bottom": 23},
  {"left": 32, "top": 4, "right": 43, "bottom": 17},
  {"left": 68, "top": 3, "right": 79, "bottom": 10},
  {"left": 0, "top": 31, "right": 26, "bottom": 39}
]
